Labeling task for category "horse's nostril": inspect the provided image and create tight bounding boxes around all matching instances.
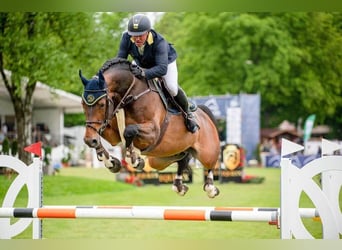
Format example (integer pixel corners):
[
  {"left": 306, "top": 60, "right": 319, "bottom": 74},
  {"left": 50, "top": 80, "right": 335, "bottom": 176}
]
[{"left": 84, "top": 137, "right": 98, "bottom": 148}]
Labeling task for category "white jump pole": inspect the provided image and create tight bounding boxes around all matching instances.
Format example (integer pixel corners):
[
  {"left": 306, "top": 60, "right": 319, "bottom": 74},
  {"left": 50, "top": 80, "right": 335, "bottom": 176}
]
[{"left": 0, "top": 206, "right": 319, "bottom": 223}]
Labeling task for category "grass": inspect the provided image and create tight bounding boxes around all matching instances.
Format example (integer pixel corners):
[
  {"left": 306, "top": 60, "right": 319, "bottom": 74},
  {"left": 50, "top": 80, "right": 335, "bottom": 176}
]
[{"left": 0, "top": 166, "right": 338, "bottom": 239}]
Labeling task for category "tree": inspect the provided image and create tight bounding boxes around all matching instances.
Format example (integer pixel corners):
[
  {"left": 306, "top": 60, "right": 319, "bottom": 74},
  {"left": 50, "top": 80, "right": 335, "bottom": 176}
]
[
  {"left": 1, "top": 12, "right": 48, "bottom": 164},
  {"left": 277, "top": 13, "right": 342, "bottom": 124},
  {"left": 63, "top": 12, "right": 131, "bottom": 127},
  {"left": 0, "top": 12, "right": 128, "bottom": 164},
  {"left": 156, "top": 12, "right": 342, "bottom": 136}
]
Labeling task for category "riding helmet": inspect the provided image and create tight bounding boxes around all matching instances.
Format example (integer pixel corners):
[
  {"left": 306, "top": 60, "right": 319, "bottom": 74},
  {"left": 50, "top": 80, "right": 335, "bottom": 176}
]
[{"left": 127, "top": 14, "right": 151, "bottom": 36}]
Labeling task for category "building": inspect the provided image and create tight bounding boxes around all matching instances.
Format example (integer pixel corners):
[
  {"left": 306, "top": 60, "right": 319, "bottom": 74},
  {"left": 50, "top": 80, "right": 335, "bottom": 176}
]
[{"left": 0, "top": 71, "right": 83, "bottom": 146}]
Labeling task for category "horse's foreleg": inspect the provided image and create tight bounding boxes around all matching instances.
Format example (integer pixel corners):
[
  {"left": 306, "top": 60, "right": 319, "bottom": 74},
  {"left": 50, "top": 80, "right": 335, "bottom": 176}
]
[
  {"left": 126, "top": 143, "right": 145, "bottom": 170},
  {"left": 172, "top": 153, "right": 191, "bottom": 196},
  {"left": 100, "top": 154, "right": 122, "bottom": 173},
  {"left": 124, "top": 124, "right": 140, "bottom": 148},
  {"left": 96, "top": 145, "right": 122, "bottom": 173},
  {"left": 124, "top": 124, "right": 145, "bottom": 170},
  {"left": 203, "top": 169, "right": 220, "bottom": 198}
]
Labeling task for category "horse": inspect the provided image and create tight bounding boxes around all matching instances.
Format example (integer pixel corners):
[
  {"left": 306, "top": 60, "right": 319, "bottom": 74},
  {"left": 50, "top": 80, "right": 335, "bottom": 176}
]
[{"left": 80, "top": 57, "right": 220, "bottom": 198}]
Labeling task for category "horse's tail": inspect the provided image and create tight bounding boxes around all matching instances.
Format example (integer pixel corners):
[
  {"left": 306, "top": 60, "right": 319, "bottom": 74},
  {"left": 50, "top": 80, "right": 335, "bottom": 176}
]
[{"left": 198, "top": 104, "right": 219, "bottom": 134}]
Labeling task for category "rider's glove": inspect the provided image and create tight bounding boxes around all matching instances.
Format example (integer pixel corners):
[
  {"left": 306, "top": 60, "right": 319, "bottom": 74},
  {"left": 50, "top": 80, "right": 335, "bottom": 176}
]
[{"left": 130, "top": 64, "right": 145, "bottom": 79}]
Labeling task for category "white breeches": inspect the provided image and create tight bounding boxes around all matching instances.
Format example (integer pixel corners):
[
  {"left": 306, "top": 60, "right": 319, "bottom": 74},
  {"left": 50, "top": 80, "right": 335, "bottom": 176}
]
[
  {"left": 162, "top": 60, "right": 179, "bottom": 96},
  {"left": 132, "top": 59, "right": 179, "bottom": 96}
]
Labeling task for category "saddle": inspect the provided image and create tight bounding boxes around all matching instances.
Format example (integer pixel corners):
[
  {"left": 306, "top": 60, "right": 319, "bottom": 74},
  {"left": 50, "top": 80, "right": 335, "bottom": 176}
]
[{"left": 147, "top": 78, "right": 197, "bottom": 114}]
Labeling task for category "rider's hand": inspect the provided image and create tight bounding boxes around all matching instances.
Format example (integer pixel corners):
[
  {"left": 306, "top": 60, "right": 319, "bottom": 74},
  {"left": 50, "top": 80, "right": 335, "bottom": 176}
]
[{"left": 130, "top": 64, "right": 145, "bottom": 79}]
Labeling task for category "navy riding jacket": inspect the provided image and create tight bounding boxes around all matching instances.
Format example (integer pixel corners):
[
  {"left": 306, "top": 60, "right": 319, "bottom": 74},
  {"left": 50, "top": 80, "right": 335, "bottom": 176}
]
[{"left": 117, "top": 29, "right": 177, "bottom": 80}]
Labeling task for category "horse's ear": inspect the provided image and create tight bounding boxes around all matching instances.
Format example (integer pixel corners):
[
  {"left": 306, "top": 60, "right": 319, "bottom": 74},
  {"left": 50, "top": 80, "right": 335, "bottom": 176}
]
[
  {"left": 79, "top": 70, "right": 88, "bottom": 86},
  {"left": 98, "top": 70, "right": 106, "bottom": 88}
]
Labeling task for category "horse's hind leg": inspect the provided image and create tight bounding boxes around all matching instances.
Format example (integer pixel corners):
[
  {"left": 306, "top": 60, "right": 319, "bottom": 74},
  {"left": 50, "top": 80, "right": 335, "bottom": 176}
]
[
  {"left": 204, "top": 169, "right": 220, "bottom": 198},
  {"left": 172, "top": 153, "right": 191, "bottom": 196}
]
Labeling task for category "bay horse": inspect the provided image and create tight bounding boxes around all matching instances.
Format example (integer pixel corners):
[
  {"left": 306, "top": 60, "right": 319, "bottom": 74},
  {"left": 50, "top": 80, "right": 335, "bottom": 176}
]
[{"left": 80, "top": 57, "right": 220, "bottom": 198}]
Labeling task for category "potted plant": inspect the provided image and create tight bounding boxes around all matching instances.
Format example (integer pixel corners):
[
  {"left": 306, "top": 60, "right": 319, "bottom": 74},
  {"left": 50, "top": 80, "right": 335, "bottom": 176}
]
[
  {"left": 10, "top": 139, "right": 18, "bottom": 156},
  {"left": 2, "top": 137, "right": 10, "bottom": 155},
  {"left": 61, "top": 152, "right": 71, "bottom": 167}
]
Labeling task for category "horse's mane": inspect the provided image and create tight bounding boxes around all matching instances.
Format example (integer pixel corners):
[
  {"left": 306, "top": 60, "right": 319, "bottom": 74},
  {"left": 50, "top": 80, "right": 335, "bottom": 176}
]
[{"left": 101, "top": 57, "right": 132, "bottom": 73}]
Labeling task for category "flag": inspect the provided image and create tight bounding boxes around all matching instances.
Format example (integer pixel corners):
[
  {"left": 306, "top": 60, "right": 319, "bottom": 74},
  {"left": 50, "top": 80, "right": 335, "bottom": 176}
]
[
  {"left": 24, "top": 141, "right": 42, "bottom": 157},
  {"left": 281, "top": 138, "right": 304, "bottom": 157},
  {"left": 303, "top": 114, "right": 316, "bottom": 143}
]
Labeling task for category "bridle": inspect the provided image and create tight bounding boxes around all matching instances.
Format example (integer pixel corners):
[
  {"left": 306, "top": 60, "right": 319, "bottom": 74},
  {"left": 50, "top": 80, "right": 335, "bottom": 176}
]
[
  {"left": 84, "top": 93, "right": 115, "bottom": 136},
  {"left": 84, "top": 76, "right": 151, "bottom": 136}
]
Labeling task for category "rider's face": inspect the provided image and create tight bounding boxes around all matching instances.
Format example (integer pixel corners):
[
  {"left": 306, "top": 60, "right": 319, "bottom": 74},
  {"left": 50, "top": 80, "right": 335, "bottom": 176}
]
[{"left": 131, "top": 32, "right": 148, "bottom": 47}]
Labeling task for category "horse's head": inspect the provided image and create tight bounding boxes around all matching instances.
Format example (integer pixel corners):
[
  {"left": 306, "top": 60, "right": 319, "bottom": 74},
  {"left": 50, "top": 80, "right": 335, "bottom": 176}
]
[
  {"left": 80, "top": 57, "right": 149, "bottom": 150},
  {"left": 80, "top": 70, "right": 117, "bottom": 148}
]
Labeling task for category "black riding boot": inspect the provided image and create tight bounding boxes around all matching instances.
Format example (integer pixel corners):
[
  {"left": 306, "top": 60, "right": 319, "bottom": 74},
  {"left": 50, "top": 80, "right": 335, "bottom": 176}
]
[{"left": 174, "top": 88, "right": 199, "bottom": 133}]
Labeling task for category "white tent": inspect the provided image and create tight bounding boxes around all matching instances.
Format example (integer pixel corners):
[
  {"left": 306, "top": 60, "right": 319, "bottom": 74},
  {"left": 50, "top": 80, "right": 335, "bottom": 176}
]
[{"left": 0, "top": 70, "right": 83, "bottom": 145}]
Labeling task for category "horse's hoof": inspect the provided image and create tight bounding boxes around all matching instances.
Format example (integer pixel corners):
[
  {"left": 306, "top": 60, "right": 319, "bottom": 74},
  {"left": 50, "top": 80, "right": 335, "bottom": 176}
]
[
  {"left": 204, "top": 184, "right": 219, "bottom": 198},
  {"left": 108, "top": 166, "right": 120, "bottom": 173},
  {"left": 214, "top": 187, "right": 220, "bottom": 196},
  {"left": 133, "top": 157, "right": 145, "bottom": 170},
  {"left": 107, "top": 158, "right": 122, "bottom": 173},
  {"left": 172, "top": 183, "right": 189, "bottom": 196}
]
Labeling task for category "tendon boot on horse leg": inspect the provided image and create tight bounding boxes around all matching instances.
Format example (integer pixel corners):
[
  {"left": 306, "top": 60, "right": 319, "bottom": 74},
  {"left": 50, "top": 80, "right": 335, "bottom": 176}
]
[
  {"left": 172, "top": 153, "right": 191, "bottom": 196},
  {"left": 174, "top": 88, "right": 199, "bottom": 133},
  {"left": 204, "top": 169, "right": 220, "bottom": 198},
  {"left": 124, "top": 124, "right": 145, "bottom": 170},
  {"left": 96, "top": 145, "right": 122, "bottom": 173},
  {"left": 126, "top": 144, "right": 145, "bottom": 170}
]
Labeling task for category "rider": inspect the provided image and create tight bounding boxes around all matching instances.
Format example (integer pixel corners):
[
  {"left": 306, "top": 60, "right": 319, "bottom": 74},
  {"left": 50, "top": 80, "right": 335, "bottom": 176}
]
[{"left": 116, "top": 13, "right": 199, "bottom": 133}]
